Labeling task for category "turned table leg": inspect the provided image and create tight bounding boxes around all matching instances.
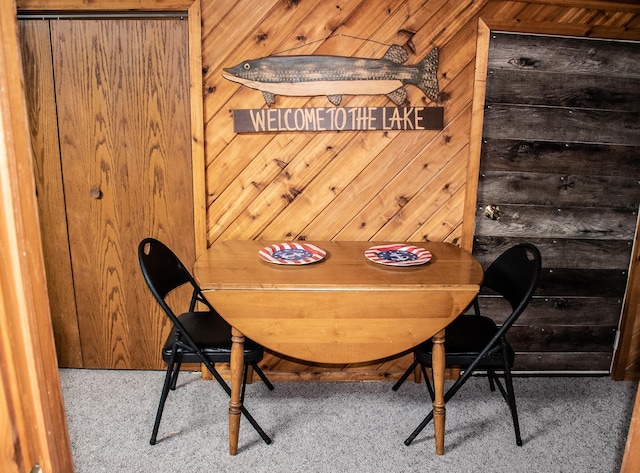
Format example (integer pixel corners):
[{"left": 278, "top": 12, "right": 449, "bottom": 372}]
[
  {"left": 432, "top": 329, "right": 446, "bottom": 455},
  {"left": 229, "top": 327, "right": 245, "bottom": 455}
]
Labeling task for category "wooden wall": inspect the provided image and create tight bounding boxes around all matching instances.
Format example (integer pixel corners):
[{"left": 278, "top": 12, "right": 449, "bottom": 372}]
[
  {"left": 14, "top": 0, "right": 640, "bottom": 380},
  {"left": 475, "top": 33, "right": 640, "bottom": 372},
  {"left": 201, "top": 0, "right": 640, "bottom": 380}
]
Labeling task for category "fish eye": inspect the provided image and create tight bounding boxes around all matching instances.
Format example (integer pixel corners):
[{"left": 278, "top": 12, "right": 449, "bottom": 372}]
[{"left": 243, "top": 63, "right": 251, "bottom": 70}]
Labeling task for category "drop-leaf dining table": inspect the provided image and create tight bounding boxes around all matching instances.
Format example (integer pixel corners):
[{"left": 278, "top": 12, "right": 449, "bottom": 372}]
[{"left": 193, "top": 240, "right": 483, "bottom": 456}]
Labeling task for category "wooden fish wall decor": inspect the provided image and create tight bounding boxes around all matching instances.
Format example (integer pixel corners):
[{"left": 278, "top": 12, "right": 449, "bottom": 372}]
[{"left": 223, "top": 44, "right": 439, "bottom": 107}]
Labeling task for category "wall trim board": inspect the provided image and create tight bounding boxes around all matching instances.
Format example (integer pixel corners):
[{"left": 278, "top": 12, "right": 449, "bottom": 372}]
[
  {"left": 16, "top": 0, "right": 195, "bottom": 10},
  {"left": 460, "top": 19, "right": 490, "bottom": 252},
  {"left": 521, "top": 0, "right": 640, "bottom": 13},
  {"left": 16, "top": 0, "right": 207, "bottom": 257},
  {"left": 483, "top": 19, "right": 640, "bottom": 41}
]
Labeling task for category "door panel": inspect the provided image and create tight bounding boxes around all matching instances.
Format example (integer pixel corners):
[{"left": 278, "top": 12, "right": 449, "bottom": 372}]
[
  {"left": 50, "top": 19, "right": 194, "bottom": 369},
  {"left": 19, "top": 20, "right": 82, "bottom": 367}
]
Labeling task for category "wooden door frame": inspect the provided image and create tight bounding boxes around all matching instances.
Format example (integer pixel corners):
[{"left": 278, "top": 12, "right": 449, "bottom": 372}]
[
  {"left": 1, "top": 0, "right": 73, "bottom": 471},
  {"left": 463, "top": 17, "right": 640, "bottom": 380},
  {"left": 16, "top": 0, "right": 207, "bottom": 257}
]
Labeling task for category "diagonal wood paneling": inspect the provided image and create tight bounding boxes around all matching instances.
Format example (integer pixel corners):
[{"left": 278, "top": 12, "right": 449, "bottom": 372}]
[
  {"left": 203, "top": 0, "right": 485, "bottom": 246},
  {"left": 201, "top": 0, "right": 640, "bottom": 380}
]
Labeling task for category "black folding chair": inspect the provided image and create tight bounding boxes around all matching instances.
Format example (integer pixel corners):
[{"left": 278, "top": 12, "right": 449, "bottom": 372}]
[
  {"left": 393, "top": 243, "right": 541, "bottom": 447},
  {"left": 138, "top": 238, "right": 274, "bottom": 445}
]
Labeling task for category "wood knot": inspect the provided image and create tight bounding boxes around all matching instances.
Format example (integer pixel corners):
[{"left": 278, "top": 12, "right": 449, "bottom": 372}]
[{"left": 509, "top": 57, "right": 539, "bottom": 68}]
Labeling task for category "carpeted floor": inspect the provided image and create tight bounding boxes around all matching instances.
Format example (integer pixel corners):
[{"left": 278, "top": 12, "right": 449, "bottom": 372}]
[{"left": 59, "top": 369, "right": 637, "bottom": 473}]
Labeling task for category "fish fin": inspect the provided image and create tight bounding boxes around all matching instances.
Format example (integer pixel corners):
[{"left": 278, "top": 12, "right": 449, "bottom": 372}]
[
  {"left": 386, "top": 87, "right": 407, "bottom": 106},
  {"left": 416, "top": 47, "right": 439, "bottom": 102},
  {"left": 383, "top": 44, "right": 409, "bottom": 64},
  {"left": 262, "top": 91, "right": 276, "bottom": 106},
  {"left": 327, "top": 95, "right": 342, "bottom": 106}
]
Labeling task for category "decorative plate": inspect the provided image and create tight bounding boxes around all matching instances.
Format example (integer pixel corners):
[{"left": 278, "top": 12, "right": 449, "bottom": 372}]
[
  {"left": 364, "top": 244, "right": 432, "bottom": 266},
  {"left": 258, "top": 242, "right": 326, "bottom": 265}
]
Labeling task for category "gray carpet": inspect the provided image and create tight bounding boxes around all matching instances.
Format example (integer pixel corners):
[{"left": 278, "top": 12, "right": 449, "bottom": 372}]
[{"left": 59, "top": 369, "right": 637, "bottom": 473}]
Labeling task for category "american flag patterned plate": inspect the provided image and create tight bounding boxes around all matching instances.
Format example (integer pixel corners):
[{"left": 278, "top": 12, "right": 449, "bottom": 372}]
[
  {"left": 364, "top": 244, "right": 432, "bottom": 266},
  {"left": 258, "top": 242, "right": 326, "bottom": 265}
]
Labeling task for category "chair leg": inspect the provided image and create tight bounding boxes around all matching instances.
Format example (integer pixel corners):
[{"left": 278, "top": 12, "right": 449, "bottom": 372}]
[
  {"left": 151, "top": 357, "right": 178, "bottom": 445},
  {"left": 170, "top": 362, "right": 182, "bottom": 390},
  {"left": 487, "top": 369, "right": 496, "bottom": 392},
  {"left": 241, "top": 363, "right": 249, "bottom": 403},
  {"left": 392, "top": 358, "right": 419, "bottom": 391},
  {"left": 199, "top": 357, "right": 272, "bottom": 445},
  {"left": 404, "top": 363, "right": 477, "bottom": 446},
  {"left": 502, "top": 363, "right": 523, "bottom": 446},
  {"left": 491, "top": 373, "right": 509, "bottom": 404},
  {"left": 420, "top": 364, "right": 435, "bottom": 401},
  {"left": 251, "top": 362, "right": 274, "bottom": 391}
]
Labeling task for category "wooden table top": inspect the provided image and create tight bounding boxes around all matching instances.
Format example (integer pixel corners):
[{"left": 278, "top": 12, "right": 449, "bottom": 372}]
[
  {"left": 194, "top": 240, "right": 483, "bottom": 291},
  {"left": 194, "top": 240, "right": 483, "bottom": 363}
]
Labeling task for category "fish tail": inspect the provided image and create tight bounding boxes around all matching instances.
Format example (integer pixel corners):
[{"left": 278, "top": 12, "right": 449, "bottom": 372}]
[{"left": 417, "top": 47, "right": 439, "bottom": 102}]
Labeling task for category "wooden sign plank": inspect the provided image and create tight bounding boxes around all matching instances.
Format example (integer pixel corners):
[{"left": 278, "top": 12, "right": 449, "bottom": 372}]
[{"left": 232, "top": 106, "right": 444, "bottom": 133}]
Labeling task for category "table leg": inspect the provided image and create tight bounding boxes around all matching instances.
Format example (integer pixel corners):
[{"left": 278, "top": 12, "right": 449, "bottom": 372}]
[
  {"left": 229, "top": 327, "right": 245, "bottom": 455},
  {"left": 432, "top": 329, "right": 446, "bottom": 455}
]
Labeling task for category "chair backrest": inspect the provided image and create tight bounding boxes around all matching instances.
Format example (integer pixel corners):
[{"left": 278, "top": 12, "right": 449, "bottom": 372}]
[
  {"left": 138, "top": 238, "right": 213, "bottom": 321},
  {"left": 480, "top": 243, "right": 542, "bottom": 334}
]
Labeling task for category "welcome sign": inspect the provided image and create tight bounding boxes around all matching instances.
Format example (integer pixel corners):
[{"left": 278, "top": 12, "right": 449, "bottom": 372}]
[{"left": 232, "top": 106, "right": 444, "bottom": 133}]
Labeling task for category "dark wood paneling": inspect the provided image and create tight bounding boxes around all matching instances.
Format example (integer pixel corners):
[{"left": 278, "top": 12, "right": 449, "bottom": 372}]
[
  {"left": 486, "top": 33, "right": 640, "bottom": 77},
  {"left": 477, "top": 296, "right": 622, "bottom": 326},
  {"left": 513, "top": 352, "right": 612, "bottom": 371},
  {"left": 537, "top": 269, "right": 629, "bottom": 298},
  {"left": 508, "top": 325, "right": 616, "bottom": 352},
  {"left": 485, "top": 71, "right": 640, "bottom": 111},
  {"left": 474, "top": 205, "right": 637, "bottom": 240},
  {"left": 474, "top": 236, "right": 633, "bottom": 270},
  {"left": 477, "top": 31, "right": 640, "bottom": 375},
  {"left": 478, "top": 171, "right": 640, "bottom": 208},
  {"left": 482, "top": 105, "right": 640, "bottom": 144},
  {"left": 480, "top": 139, "right": 640, "bottom": 177}
]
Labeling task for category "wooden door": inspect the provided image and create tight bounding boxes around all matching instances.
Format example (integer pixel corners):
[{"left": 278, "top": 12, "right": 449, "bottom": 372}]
[
  {"left": 21, "top": 17, "right": 195, "bottom": 369},
  {"left": 474, "top": 33, "right": 640, "bottom": 372}
]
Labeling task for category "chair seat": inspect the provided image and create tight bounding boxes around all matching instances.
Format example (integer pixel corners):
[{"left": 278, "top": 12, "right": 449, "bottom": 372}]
[
  {"left": 414, "top": 314, "right": 515, "bottom": 368},
  {"left": 162, "top": 311, "right": 264, "bottom": 363}
]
